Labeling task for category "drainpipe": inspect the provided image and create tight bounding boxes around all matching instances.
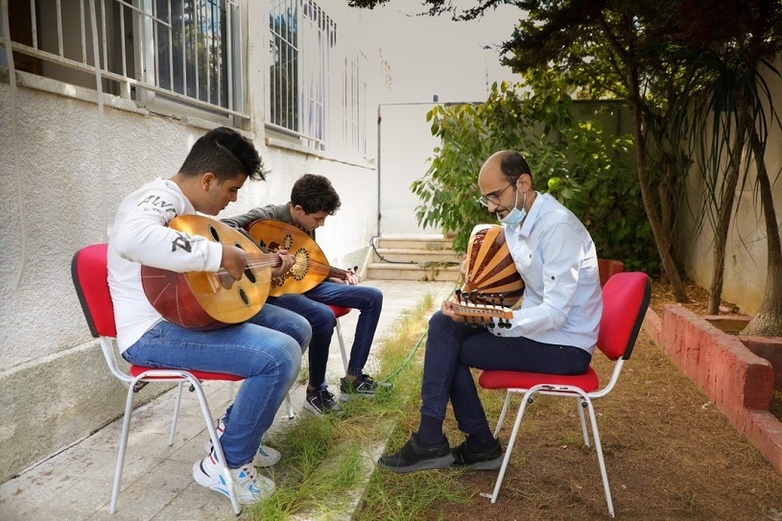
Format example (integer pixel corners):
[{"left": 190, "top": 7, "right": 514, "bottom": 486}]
[{"left": 376, "top": 103, "right": 382, "bottom": 237}]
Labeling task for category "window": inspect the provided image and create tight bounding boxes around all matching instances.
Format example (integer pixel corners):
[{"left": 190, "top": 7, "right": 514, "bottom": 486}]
[
  {"left": 267, "top": 0, "right": 366, "bottom": 154},
  {"left": 2, "top": 0, "right": 245, "bottom": 123}
]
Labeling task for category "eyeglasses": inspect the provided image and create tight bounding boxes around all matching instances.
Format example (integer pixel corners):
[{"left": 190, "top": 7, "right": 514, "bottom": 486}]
[{"left": 478, "top": 182, "right": 515, "bottom": 207}]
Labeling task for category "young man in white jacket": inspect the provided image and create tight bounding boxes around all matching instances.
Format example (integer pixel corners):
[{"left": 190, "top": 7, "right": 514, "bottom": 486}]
[{"left": 108, "top": 127, "right": 311, "bottom": 504}]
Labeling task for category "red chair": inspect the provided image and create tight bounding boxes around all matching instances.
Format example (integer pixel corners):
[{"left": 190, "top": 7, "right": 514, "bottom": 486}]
[
  {"left": 71, "top": 244, "right": 243, "bottom": 515},
  {"left": 329, "top": 304, "right": 352, "bottom": 372},
  {"left": 478, "top": 271, "right": 652, "bottom": 517}
]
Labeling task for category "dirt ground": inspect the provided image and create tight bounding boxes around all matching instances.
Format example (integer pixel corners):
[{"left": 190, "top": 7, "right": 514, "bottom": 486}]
[{"left": 435, "top": 279, "right": 782, "bottom": 521}]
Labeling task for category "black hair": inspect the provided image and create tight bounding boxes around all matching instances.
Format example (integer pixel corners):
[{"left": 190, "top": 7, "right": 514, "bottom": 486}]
[
  {"left": 498, "top": 150, "right": 532, "bottom": 183},
  {"left": 178, "top": 127, "right": 265, "bottom": 182},
  {"left": 290, "top": 174, "right": 341, "bottom": 215}
]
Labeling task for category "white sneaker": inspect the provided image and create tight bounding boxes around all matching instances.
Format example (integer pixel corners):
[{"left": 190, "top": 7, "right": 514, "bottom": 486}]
[
  {"left": 203, "top": 417, "right": 282, "bottom": 467},
  {"left": 192, "top": 452, "right": 275, "bottom": 505}
]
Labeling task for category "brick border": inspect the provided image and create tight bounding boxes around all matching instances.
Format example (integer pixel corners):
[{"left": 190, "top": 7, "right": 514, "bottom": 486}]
[{"left": 643, "top": 305, "right": 782, "bottom": 475}]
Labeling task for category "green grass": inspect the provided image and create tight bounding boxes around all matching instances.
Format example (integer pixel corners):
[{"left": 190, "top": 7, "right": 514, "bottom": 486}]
[{"left": 244, "top": 292, "right": 470, "bottom": 520}]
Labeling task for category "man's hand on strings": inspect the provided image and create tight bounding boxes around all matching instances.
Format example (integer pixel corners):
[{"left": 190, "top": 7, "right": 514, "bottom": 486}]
[
  {"left": 441, "top": 299, "right": 467, "bottom": 323},
  {"left": 221, "top": 244, "right": 249, "bottom": 281}
]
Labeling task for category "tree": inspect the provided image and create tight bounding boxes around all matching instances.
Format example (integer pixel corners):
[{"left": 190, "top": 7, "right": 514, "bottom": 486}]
[
  {"left": 352, "top": 0, "right": 782, "bottom": 332},
  {"left": 350, "top": 0, "right": 695, "bottom": 301},
  {"left": 664, "top": 1, "right": 782, "bottom": 333}
]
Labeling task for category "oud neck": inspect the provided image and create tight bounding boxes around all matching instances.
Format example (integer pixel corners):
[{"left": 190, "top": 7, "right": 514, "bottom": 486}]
[{"left": 328, "top": 266, "right": 349, "bottom": 280}]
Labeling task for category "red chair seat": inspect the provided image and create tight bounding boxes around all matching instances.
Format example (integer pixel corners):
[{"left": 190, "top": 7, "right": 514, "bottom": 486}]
[
  {"left": 328, "top": 305, "right": 351, "bottom": 318},
  {"left": 328, "top": 305, "right": 352, "bottom": 372},
  {"left": 479, "top": 367, "right": 600, "bottom": 393},
  {"left": 129, "top": 366, "right": 243, "bottom": 381}
]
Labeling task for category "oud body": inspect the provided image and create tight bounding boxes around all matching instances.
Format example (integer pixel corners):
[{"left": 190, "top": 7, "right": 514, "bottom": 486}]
[
  {"left": 461, "top": 224, "right": 525, "bottom": 307},
  {"left": 141, "top": 215, "right": 273, "bottom": 329},
  {"left": 247, "top": 219, "right": 350, "bottom": 296}
]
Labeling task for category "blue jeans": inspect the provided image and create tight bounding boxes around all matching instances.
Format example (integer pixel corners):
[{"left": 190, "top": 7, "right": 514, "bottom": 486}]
[
  {"left": 269, "top": 281, "right": 383, "bottom": 388},
  {"left": 420, "top": 310, "right": 592, "bottom": 437},
  {"left": 123, "top": 303, "right": 311, "bottom": 468}
]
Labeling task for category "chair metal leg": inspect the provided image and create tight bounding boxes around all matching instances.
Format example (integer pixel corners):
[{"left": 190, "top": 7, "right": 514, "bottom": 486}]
[
  {"left": 492, "top": 391, "right": 515, "bottom": 438},
  {"left": 576, "top": 397, "right": 590, "bottom": 448},
  {"left": 185, "top": 374, "right": 242, "bottom": 516},
  {"left": 490, "top": 389, "right": 534, "bottom": 503},
  {"left": 584, "top": 398, "right": 615, "bottom": 517},
  {"left": 110, "top": 385, "right": 138, "bottom": 514},
  {"left": 335, "top": 317, "right": 348, "bottom": 373},
  {"left": 285, "top": 393, "right": 295, "bottom": 419},
  {"left": 168, "top": 382, "right": 185, "bottom": 446}
]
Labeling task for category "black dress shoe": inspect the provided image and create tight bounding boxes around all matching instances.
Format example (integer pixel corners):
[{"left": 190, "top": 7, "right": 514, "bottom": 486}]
[
  {"left": 451, "top": 438, "right": 503, "bottom": 470},
  {"left": 378, "top": 432, "right": 455, "bottom": 474}
]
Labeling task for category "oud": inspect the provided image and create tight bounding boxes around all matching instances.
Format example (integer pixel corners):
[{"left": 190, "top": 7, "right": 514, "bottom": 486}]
[
  {"left": 459, "top": 224, "right": 525, "bottom": 306},
  {"left": 452, "top": 289, "right": 514, "bottom": 328},
  {"left": 141, "top": 215, "right": 277, "bottom": 329},
  {"left": 247, "top": 219, "right": 354, "bottom": 296}
]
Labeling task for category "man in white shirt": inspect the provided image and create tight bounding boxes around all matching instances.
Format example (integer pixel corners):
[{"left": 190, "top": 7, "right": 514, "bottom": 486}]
[
  {"left": 109, "top": 127, "right": 311, "bottom": 504},
  {"left": 378, "top": 150, "right": 603, "bottom": 473}
]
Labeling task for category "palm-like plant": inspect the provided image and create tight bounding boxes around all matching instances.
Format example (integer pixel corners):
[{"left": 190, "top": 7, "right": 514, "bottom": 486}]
[{"left": 668, "top": 6, "right": 782, "bottom": 333}]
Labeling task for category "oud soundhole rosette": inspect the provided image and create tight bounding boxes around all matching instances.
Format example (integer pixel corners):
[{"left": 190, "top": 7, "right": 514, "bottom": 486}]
[{"left": 289, "top": 248, "right": 311, "bottom": 281}]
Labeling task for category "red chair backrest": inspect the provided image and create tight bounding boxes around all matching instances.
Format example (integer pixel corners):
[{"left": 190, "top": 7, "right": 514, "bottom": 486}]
[
  {"left": 71, "top": 243, "right": 117, "bottom": 338},
  {"left": 597, "top": 272, "right": 651, "bottom": 361}
]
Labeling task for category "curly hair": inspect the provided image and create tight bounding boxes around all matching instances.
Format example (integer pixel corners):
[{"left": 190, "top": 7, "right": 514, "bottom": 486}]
[
  {"left": 179, "top": 127, "right": 265, "bottom": 182},
  {"left": 290, "top": 174, "right": 341, "bottom": 215}
]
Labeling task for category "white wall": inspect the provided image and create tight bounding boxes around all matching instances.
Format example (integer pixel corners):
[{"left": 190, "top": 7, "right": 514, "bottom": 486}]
[
  {"left": 0, "top": 2, "right": 376, "bottom": 482},
  {"left": 355, "top": 0, "right": 521, "bottom": 237},
  {"left": 357, "top": 0, "right": 521, "bottom": 105}
]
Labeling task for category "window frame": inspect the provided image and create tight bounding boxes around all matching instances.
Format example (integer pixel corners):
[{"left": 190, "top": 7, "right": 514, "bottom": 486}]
[{"left": 1, "top": 0, "right": 248, "bottom": 126}]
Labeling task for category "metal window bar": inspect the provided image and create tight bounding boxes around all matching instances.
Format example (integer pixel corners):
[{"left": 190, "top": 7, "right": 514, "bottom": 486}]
[
  {"left": 3, "top": 0, "right": 245, "bottom": 119},
  {"left": 336, "top": 35, "right": 365, "bottom": 153},
  {"left": 300, "top": 0, "right": 331, "bottom": 149},
  {"left": 269, "top": 0, "right": 299, "bottom": 131},
  {"left": 266, "top": 0, "right": 365, "bottom": 153}
]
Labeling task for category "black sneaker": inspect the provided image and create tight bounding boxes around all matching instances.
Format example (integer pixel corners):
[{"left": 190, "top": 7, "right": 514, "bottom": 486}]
[
  {"left": 451, "top": 438, "right": 503, "bottom": 470},
  {"left": 339, "top": 373, "right": 392, "bottom": 401},
  {"left": 377, "top": 433, "right": 455, "bottom": 474},
  {"left": 304, "top": 387, "right": 342, "bottom": 416}
]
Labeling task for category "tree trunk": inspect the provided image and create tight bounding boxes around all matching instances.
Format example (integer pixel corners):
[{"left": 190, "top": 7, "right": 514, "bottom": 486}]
[
  {"left": 707, "top": 115, "right": 744, "bottom": 314},
  {"left": 740, "top": 122, "right": 782, "bottom": 336},
  {"left": 628, "top": 74, "right": 690, "bottom": 302}
]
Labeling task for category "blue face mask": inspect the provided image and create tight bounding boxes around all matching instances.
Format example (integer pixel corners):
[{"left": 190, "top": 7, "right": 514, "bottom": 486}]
[{"left": 500, "top": 189, "right": 527, "bottom": 226}]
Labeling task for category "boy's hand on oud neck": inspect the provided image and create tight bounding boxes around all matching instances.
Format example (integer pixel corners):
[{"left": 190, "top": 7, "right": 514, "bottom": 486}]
[{"left": 272, "top": 250, "right": 295, "bottom": 277}]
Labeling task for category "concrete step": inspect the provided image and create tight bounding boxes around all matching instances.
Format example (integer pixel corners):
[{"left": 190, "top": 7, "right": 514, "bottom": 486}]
[
  {"left": 372, "top": 247, "right": 462, "bottom": 264},
  {"left": 375, "top": 235, "right": 453, "bottom": 251},
  {"left": 367, "top": 262, "right": 461, "bottom": 282}
]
